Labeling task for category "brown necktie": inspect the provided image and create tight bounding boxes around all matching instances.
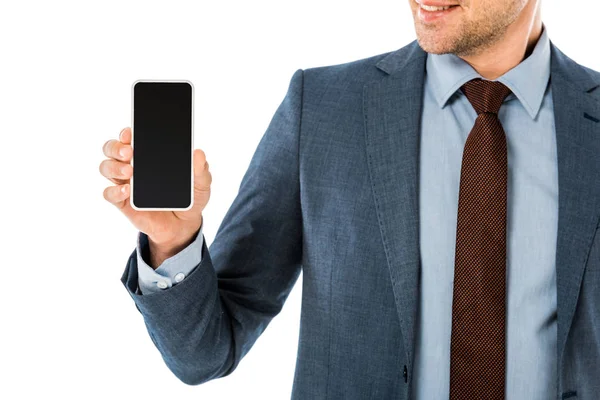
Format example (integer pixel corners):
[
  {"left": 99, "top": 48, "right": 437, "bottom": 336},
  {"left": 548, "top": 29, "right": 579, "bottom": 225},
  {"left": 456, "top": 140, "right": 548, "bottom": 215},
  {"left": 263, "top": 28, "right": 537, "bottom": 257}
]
[{"left": 449, "top": 78, "right": 512, "bottom": 400}]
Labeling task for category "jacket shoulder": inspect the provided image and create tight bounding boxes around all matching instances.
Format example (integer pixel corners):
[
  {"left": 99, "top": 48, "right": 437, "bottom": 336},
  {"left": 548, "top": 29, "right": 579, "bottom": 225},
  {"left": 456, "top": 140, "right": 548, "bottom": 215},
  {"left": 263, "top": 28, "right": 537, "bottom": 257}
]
[
  {"left": 550, "top": 43, "right": 600, "bottom": 95},
  {"left": 303, "top": 51, "right": 390, "bottom": 83},
  {"left": 299, "top": 40, "right": 424, "bottom": 93},
  {"left": 300, "top": 40, "right": 419, "bottom": 90}
]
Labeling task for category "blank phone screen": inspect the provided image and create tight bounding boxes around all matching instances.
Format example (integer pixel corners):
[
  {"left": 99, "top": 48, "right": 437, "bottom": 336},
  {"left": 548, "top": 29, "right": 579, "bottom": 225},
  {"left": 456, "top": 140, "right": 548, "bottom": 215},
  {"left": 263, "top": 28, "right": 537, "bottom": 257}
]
[{"left": 132, "top": 81, "right": 193, "bottom": 209}]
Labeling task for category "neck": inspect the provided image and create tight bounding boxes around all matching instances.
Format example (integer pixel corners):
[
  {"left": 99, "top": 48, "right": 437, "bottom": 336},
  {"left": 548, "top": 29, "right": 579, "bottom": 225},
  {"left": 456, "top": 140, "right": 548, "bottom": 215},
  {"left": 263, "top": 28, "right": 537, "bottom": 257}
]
[{"left": 460, "top": 2, "right": 543, "bottom": 80}]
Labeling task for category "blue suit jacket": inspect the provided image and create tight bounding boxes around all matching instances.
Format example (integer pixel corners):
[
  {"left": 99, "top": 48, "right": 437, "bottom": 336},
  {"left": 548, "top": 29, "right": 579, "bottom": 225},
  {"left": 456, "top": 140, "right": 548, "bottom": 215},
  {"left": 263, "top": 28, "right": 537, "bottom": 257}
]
[{"left": 122, "top": 40, "right": 600, "bottom": 399}]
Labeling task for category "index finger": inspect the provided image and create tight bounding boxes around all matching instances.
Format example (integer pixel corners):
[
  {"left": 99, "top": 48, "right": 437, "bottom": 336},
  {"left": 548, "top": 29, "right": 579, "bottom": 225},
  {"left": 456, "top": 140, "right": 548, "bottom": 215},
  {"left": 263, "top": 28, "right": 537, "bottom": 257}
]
[{"left": 119, "top": 127, "right": 132, "bottom": 144}]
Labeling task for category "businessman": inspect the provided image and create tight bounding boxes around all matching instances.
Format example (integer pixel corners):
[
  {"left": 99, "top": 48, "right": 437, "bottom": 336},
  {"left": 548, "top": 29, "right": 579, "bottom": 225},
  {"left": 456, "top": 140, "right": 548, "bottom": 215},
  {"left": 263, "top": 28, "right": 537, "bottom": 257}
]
[{"left": 100, "top": 0, "right": 600, "bottom": 398}]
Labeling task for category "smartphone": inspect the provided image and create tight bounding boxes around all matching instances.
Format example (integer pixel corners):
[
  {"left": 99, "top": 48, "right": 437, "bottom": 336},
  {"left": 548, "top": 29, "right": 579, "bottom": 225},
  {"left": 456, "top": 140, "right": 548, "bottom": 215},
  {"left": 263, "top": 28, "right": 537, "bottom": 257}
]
[{"left": 131, "top": 80, "right": 194, "bottom": 211}]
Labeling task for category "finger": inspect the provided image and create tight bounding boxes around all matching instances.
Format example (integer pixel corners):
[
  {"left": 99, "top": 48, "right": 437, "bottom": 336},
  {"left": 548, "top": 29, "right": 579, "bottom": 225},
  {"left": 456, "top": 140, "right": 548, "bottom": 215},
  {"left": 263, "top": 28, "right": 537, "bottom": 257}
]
[
  {"left": 99, "top": 159, "right": 133, "bottom": 181},
  {"left": 107, "top": 176, "right": 129, "bottom": 186},
  {"left": 103, "top": 184, "right": 138, "bottom": 222},
  {"left": 102, "top": 138, "right": 132, "bottom": 162},
  {"left": 103, "top": 183, "right": 130, "bottom": 209},
  {"left": 119, "top": 127, "right": 132, "bottom": 144}
]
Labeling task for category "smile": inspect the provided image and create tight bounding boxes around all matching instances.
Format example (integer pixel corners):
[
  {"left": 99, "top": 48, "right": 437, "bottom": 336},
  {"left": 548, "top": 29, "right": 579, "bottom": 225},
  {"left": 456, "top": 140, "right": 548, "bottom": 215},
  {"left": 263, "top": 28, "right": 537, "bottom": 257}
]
[
  {"left": 421, "top": 4, "right": 452, "bottom": 11},
  {"left": 415, "top": 0, "right": 459, "bottom": 11},
  {"left": 414, "top": 0, "right": 460, "bottom": 22}
]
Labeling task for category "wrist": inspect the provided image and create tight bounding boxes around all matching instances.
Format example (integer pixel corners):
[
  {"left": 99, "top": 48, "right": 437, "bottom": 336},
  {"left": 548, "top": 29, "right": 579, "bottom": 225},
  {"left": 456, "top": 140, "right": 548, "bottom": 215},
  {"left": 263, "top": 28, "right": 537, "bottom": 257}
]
[
  {"left": 149, "top": 230, "right": 196, "bottom": 256},
  {"left": 147, "top": 227, "right": 200, "bottom": 269}
]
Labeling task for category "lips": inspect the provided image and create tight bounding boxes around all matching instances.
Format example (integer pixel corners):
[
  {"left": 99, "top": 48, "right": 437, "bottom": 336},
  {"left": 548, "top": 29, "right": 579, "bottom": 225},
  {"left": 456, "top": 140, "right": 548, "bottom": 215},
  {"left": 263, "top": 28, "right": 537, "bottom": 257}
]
[
  {"left": 421, "top": 4, "right": 457, "bottom": 11},
  {"left": 415, "top": 0, "right": 459, "bottom": 6},
  {"left": 415, "top": 0, "right": 460, "bottom": 23},
  {"left": 415, "top": 0, "right": 459, "bottom": 11}
]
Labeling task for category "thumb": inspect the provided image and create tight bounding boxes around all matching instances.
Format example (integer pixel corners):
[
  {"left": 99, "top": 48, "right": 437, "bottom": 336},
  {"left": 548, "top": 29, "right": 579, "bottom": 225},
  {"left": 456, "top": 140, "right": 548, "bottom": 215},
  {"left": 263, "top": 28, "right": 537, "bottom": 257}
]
[
  {"left": 193, "top": 148, "right": 211, "bottom": 201},
  {"left": 173, "top": 149, "right": 210, "bottom": 221}
]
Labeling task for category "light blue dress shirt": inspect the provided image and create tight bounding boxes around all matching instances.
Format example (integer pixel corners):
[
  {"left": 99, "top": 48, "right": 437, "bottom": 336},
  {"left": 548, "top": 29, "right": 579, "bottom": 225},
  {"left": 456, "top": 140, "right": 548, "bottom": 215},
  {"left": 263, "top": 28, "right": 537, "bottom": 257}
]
[
  {"left": 136, "top": 225, "right": 203, "bottom": 294},
  {"left": 413, "top": 26, "right": 557, "bottom": 399},
  {"left": 135, "top": 25, "right": 558, "bottom": 398}
]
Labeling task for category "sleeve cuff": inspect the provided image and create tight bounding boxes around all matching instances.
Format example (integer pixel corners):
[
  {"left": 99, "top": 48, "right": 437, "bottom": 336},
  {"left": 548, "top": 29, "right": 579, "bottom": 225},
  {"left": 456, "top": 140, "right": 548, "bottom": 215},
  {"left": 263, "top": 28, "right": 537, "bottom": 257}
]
[{"left": 136, "top": 223, "right": 204, "bottom": 295}]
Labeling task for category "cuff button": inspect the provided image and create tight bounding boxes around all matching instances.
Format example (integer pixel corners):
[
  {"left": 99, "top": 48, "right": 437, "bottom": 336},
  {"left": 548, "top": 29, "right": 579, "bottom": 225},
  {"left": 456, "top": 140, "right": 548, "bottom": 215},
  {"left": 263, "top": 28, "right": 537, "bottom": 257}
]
[{"left": 156, "top": 280, "right": 168, "bottom": 289}]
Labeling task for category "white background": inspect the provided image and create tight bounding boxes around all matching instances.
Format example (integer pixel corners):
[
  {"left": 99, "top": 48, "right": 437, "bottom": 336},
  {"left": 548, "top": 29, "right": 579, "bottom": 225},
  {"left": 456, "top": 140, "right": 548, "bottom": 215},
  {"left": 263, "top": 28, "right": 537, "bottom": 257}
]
[{"left": 1, "top": 1, "right": 598, "bottom": 399}]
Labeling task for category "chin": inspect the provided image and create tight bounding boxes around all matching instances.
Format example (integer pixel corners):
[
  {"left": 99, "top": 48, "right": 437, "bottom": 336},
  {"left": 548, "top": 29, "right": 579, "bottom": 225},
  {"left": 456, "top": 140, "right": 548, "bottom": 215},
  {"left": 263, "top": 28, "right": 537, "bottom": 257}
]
[
  {"left": 415, "top": 36, "right": 454, "bottom": 55},
  {"left": 413, "top": 25, "right": 442, "bottom": 51}
]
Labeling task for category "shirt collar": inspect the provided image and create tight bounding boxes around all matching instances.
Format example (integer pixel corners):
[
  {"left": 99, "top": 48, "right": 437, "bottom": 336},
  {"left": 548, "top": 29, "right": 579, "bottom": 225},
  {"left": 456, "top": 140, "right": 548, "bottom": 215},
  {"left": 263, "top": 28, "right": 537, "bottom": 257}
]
[{"left": 425, "top": 24, "right": 551, "bottom": 119}]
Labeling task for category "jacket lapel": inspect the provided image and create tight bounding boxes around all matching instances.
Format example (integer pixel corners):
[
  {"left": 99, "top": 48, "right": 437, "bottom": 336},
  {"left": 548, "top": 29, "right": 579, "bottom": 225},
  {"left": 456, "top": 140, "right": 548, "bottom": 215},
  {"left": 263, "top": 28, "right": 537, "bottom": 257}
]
[
  {"left": 363, "top": 39, "right": 600, "bottom": 372},
  {"left": 363, "top": 41, "right": 427, "bottom": 368},
  {"left": 549, "top": 42, "right": 600, "bottom": 365}
]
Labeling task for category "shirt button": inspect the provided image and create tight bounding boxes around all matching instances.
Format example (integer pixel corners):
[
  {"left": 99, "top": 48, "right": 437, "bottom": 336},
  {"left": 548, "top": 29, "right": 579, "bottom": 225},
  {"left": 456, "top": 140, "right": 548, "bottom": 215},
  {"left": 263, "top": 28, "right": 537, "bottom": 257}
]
[
  {"left": 174, "top": 273, "right": 185, "bottom": 283},
  {"left": 156, "top": 280, "right": 168, "bottom": 289}
]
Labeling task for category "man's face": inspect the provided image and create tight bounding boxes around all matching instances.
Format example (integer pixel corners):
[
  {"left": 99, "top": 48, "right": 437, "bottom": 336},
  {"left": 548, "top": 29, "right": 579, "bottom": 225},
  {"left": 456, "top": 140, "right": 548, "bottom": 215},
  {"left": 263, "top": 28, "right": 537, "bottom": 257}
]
[{"left": 409, "top": 0, "right": 529, "bottom": 56}]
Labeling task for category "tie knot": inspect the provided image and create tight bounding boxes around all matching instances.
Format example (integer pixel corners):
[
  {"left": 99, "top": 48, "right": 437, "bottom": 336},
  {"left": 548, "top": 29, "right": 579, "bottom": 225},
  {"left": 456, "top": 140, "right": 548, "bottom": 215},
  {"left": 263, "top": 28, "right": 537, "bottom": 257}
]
[{"left": 460, "top": 78, "right": 512, "bottom": 115}]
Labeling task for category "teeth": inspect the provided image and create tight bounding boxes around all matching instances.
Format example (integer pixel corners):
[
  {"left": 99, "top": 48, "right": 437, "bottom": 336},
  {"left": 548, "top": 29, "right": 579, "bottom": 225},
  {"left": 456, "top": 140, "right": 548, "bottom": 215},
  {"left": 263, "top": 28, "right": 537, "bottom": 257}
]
[{"left": 420, "top": 4, "right": 452, "bottom": 11}]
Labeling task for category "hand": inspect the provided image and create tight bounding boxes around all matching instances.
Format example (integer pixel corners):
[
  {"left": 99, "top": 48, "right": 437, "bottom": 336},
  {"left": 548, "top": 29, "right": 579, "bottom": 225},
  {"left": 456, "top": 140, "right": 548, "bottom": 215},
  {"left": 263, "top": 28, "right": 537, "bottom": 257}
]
[{"left": 100, "top": 127, "right": 212, "bottom": 255}]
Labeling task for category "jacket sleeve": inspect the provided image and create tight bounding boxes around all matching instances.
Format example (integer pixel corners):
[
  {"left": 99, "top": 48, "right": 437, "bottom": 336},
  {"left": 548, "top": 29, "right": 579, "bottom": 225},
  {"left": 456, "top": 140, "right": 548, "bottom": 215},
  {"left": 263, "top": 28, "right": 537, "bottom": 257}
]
[{"left": 120, "top": 68, "right": 305, "bottom": 385}]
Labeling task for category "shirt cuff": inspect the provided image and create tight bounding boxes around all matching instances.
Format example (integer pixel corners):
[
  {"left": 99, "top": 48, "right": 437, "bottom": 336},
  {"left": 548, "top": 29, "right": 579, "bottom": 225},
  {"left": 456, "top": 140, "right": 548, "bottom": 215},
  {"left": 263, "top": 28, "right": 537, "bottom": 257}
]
[{"left": 136, "top": 224, "right": 204, "bottom": 295}]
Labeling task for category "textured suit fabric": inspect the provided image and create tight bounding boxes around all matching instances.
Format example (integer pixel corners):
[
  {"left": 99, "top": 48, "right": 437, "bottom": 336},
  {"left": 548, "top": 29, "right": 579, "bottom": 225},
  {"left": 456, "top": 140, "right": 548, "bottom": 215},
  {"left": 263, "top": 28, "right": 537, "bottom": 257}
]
[{"left": 122, "top": 38, "right": 600, "bottom": 399}]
